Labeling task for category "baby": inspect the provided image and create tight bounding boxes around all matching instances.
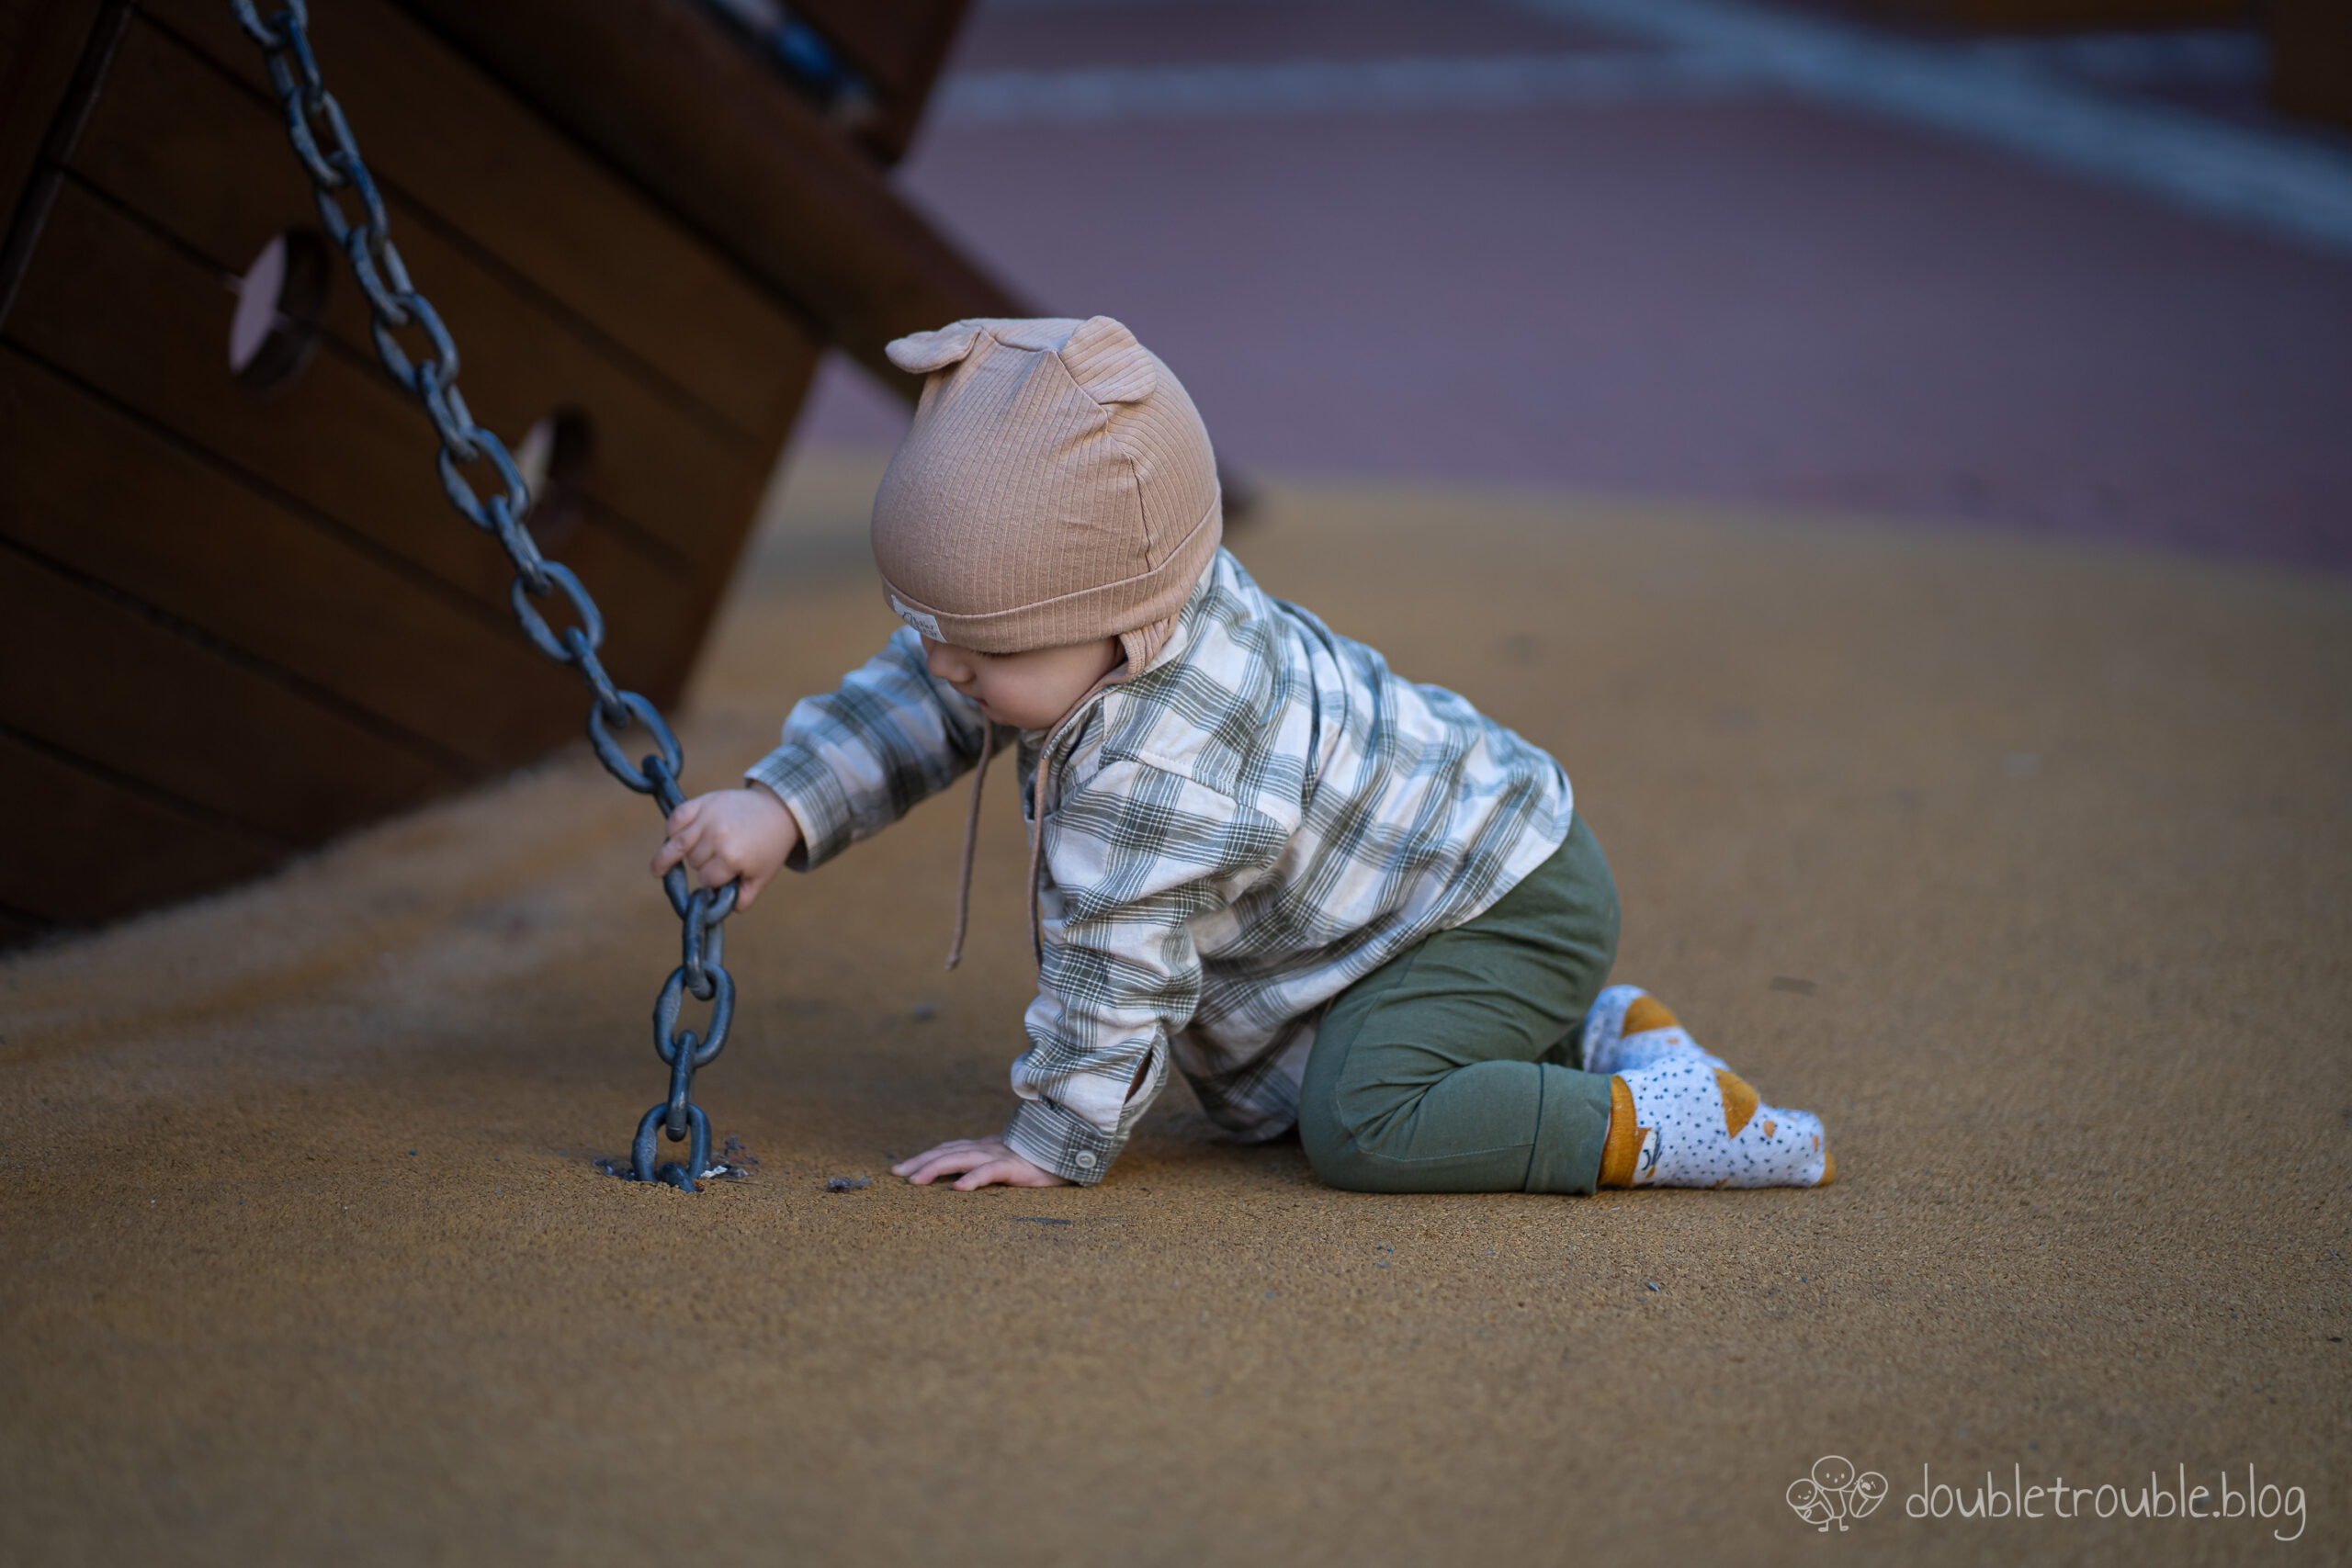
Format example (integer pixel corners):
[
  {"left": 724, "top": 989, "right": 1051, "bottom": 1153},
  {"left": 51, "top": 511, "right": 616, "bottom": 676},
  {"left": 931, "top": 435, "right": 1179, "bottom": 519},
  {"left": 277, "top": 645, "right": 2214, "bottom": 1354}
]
[{"left": 653, "top": 316, "right": 1831, "bottom": 1195}]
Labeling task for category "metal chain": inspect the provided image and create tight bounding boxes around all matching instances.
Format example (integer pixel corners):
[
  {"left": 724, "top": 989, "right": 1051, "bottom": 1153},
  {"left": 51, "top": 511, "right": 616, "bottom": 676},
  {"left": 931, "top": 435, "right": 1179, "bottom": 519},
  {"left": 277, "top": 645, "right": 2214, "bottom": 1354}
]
[{"left": 232, "top": 0, "right": 738, "bottom": 1190}]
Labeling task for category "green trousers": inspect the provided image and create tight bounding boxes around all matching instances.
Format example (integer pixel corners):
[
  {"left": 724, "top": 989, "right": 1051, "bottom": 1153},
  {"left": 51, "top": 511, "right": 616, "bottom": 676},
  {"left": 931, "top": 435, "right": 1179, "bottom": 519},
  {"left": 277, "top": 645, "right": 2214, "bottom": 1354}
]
[{"left": 1298, "top": 817, "right": 1622, "bottom": 1195}]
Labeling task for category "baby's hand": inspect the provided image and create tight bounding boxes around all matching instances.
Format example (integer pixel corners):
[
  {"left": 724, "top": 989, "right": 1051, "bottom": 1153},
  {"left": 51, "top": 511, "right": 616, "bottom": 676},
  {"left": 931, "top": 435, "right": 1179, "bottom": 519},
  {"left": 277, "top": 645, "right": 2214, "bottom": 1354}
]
[
  {"left": 893, "top": 1135, "right": 1069, "bottom": 1190},
  {"left": 650, "top": 787, "right": 800, "bottom": 908}
]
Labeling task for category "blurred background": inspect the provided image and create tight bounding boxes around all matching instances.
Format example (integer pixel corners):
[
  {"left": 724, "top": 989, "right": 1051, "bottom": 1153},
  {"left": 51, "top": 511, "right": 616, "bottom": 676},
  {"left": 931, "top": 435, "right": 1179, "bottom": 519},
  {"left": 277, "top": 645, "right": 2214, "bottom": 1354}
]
[
  {"left": 795, "top": 0, "right": 2352, "bottom": 571},
  {"left": 9, "top": 0, "right": 2347, "bottom": 943}
]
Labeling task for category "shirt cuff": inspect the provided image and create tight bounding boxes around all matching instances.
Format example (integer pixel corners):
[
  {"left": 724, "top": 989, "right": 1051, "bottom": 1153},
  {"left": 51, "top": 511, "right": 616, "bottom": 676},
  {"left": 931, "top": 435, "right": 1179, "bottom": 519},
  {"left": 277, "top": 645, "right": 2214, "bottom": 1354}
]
[
  {"left": 1003, "top": 1097, "right": 1126, "bottom": 1187},
  {"left": 744, "top": 744, "right": 856, "bottom": 869}
]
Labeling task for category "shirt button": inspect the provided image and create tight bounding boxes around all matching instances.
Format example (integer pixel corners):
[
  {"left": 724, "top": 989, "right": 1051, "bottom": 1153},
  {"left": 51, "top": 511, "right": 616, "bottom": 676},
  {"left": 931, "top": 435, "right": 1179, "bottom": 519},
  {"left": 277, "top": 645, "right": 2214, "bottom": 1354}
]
[{"left": 1074, "top": 1152, "right": 1097, "bottom": 1168}]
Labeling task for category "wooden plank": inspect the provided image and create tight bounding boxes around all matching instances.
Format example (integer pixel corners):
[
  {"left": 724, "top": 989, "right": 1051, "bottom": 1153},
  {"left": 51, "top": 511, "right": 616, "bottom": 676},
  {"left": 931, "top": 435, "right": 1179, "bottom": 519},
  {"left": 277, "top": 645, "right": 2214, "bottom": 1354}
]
[
  {"left": 0, "top": 728, "right": 283, "bottom": 929},
  {"left": 793, "top": 0, "right": 967, "bottom": 112},
  {"left": 0, "top": 0, "right": 119, "bottom": 321},
  {"left": 0, "top": 544, "right": 458, "bottom": 841},
  {"left": 0, "top": 904, "right": 51, "bottom": 948},
  {"left": 393, "top": 0, "right": 1034, "bottom": 400},
  {"left": 2273, "top": 0, "right": 2352, "bottom": 131},
  {"left": 72, "top": 17, "right": 780, "bottom": 574},
  {"left": 144, "top": 0, "right": 816, "bottom": 446},
  {"left": 791, "top": 0, "right": 971, "bottom": 165},
  {"left": 0, "top": 0, "right": 105, "bottom": 229},
  {"left": 1874, "top": 0, "right": 2250, "bottom": 24},
  {"left": 4, "top": 179, "right": 698, "bottom": 702},
  {"left": 0, "top": 346, "right": 590, "bottom": 771}
]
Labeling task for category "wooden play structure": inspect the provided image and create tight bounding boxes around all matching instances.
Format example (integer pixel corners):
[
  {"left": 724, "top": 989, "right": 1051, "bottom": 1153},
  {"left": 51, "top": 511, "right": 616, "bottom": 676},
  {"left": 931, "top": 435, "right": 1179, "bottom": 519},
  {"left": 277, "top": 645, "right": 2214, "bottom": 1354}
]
[{"left": 0, "top": 0, "right": 1023, "bottom": 948}]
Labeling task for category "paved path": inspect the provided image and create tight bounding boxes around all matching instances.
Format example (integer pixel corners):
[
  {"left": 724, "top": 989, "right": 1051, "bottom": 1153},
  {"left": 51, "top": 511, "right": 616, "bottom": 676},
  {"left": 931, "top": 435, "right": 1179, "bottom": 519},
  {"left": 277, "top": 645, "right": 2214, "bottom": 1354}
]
[
  {"left": 5, "top": 457, "right": 2346, "bottom": 1561},
  {"left": 806, "top": 0, "right": 2352, "bottom": 570}
]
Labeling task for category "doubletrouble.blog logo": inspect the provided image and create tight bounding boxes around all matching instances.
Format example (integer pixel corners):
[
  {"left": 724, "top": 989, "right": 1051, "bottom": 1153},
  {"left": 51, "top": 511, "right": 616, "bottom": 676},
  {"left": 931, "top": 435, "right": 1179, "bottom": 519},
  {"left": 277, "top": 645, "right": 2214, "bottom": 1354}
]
[
  {"left": 1784, "top": 1455, "right": 2309, "bottom": 1542},
  {"left": 1906, "top": 1463, "right": 2306, "bottom": 1541},
  {"left": 1787, "top": 1457, "right": 1889, "bottom": 1531}
]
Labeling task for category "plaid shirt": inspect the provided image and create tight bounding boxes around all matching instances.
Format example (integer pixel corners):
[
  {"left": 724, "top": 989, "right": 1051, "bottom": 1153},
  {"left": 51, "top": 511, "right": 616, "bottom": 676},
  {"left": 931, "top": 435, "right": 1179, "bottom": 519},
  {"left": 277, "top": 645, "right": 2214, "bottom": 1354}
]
[{"left": 747, "top": 549, "right": 1571, "bottom": 1183}]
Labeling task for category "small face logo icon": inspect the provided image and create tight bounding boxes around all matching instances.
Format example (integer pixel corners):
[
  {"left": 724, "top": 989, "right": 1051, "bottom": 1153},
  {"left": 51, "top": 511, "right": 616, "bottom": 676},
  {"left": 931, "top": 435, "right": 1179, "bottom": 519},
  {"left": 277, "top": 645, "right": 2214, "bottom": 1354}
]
[
  {"left": 1788, "top": 1456, "right": 1887, "bottom": 1532},
  {"left": 1786, "top": 1477, "right": 1838, "bottom": 1529}
]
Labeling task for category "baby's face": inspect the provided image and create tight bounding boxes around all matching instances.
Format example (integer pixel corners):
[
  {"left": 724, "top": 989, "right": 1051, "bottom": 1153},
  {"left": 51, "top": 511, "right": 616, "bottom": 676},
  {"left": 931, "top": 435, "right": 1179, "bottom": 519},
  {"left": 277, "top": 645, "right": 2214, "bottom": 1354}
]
[{"left": 922, "top": 635, "right": 1122, "bottom": 731}]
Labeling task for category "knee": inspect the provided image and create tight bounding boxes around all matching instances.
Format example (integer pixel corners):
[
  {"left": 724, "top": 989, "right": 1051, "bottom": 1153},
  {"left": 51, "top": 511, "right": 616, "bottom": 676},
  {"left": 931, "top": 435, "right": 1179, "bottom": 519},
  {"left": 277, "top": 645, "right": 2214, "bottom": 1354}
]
[{"left": 1297, "top": 1077, "right": 1390, "bottom": 1192}]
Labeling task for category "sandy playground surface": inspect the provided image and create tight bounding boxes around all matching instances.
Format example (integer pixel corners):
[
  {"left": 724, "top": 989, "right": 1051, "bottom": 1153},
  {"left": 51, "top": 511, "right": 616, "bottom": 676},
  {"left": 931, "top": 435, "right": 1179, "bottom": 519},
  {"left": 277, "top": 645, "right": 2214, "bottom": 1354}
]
[{"left": 3, "top": 453, "right": 2347, "bottom": 1563}]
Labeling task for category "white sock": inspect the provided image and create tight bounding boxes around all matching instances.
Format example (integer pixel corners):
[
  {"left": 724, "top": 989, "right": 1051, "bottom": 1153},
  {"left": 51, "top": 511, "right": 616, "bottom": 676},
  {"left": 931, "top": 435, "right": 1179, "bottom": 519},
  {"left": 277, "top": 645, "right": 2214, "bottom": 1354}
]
[
  {"left": 1580, "top": 985, "right": 1727, "bottom": 1075},
  {"left": 1601, "top": 1059, "right": 1833, "bottom": 1190}
]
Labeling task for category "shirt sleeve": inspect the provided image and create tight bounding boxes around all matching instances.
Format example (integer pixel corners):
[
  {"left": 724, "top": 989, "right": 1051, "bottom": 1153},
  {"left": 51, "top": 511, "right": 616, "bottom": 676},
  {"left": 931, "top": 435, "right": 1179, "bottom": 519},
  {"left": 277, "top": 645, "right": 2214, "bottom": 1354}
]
[
  {"left": 744, "top": 626, "right": 998, "bottom": 869},
  {"left": 1001, "top": 755, "right": 1292, "bottom": 1184}
]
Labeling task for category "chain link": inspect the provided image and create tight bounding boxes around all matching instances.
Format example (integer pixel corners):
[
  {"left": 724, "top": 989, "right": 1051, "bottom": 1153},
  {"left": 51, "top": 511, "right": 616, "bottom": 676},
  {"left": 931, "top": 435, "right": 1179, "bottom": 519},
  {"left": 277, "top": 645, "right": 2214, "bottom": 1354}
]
[{"left": 232, "top": 0, "right": 740, "bottom": 1191}]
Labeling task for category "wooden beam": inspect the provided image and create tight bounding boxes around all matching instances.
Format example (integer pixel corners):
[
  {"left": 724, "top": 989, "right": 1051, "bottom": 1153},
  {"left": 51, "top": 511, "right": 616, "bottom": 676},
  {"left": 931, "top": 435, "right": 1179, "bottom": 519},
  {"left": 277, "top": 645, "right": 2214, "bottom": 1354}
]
[
  {"left": 0, "top": 727, "right": 283, "bottom": 927},
  {"left": 147, "top": 0, "right": 821, "bottom": 446},
  {"left": 0, "top": 0, "right": 122, "bottom": 321},
  {"left": 1857, "top": 0, "right": 2251, "bottom": 25},
  {"left": 0, "top": 0, "right": 106, "bottom": 225},
  {"left": 0, "top": 347, "right": 586, "bottom": 771},
  {"left": 8, "top": 178, "right": 712, "bottom": 689},
  {"left": 78, "top": 19, "right": 765, "bottom": 570},
  {"left": 792, "top": 0, "right": 973, "bottom": 165},
  {"left": 2273, "top": 0, "right": 2352, "bottom": 130},
  {"left": 0, "top": 541, "right": 460, "bottom": 841},
  {"left": 392, "top": 0, "right": 1034, "bottom": 397}
]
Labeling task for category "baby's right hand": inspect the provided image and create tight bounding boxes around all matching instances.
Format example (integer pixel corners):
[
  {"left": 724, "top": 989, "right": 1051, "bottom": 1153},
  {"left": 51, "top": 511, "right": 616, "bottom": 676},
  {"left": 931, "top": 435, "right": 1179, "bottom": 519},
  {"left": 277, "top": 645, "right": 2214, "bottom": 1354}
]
[{"left": 650, "top": 787, "right": 801, "bottom": 909}]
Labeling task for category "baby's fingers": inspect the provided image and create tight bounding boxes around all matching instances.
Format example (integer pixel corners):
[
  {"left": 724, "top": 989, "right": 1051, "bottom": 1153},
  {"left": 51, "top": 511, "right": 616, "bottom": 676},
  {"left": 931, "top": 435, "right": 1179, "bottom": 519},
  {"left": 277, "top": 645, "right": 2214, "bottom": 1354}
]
[
  {"left": 686, "top": 834, "right": 750, "bottom": 892},
  {"left": 650, "top": 833, "right": 686, "bottom": 877},
  {"left": 650, "top": 819, "right": 701, "bottom": 877},
  {"left": 893, "top": 1141, "right": 988, "bottom": 1184},
  {"left": 952, "top": 1158, "right": 1034, "bottom": 1191}
]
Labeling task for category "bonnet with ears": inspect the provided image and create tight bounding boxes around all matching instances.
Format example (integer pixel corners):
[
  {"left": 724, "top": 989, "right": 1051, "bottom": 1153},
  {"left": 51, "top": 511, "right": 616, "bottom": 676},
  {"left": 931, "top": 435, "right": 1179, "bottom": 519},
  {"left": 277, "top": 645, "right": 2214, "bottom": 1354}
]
[{"left": 871, "top": 315, "right": 1222, "bottom": 676}]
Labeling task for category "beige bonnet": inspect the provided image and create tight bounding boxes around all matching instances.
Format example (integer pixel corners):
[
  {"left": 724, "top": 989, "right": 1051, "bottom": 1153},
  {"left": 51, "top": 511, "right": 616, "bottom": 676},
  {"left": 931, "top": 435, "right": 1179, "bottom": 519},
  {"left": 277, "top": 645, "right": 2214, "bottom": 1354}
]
[{"left": 871, "top": 315, "right": 1221, "bottom": 665}]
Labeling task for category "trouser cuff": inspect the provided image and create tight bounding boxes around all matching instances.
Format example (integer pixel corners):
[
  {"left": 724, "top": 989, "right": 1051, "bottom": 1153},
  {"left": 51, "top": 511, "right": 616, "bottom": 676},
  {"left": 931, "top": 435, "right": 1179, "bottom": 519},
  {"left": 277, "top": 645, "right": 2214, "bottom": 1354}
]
[{"left": 1526, "top": 1065, "right": 1615, "bottom": 1195}]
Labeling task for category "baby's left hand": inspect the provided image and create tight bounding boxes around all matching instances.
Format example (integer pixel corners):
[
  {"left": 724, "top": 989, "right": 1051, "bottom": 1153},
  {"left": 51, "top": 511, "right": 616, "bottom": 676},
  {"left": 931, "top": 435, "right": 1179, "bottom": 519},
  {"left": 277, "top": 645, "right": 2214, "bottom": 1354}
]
[{"left": 892, "top": 1135, "right": 1069, "bottom": 1190}]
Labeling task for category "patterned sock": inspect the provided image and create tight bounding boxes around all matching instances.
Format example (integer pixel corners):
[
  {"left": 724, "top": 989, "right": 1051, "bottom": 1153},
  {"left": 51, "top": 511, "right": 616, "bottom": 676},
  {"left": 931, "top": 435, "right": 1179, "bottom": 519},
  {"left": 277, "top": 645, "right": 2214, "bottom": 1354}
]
[
  {"left": 1597, "top": 1060, "right": 1834, "bottom": 1189},
  {"left": 1579, "top": 985, "right": 1727, "bottom": 1075}
]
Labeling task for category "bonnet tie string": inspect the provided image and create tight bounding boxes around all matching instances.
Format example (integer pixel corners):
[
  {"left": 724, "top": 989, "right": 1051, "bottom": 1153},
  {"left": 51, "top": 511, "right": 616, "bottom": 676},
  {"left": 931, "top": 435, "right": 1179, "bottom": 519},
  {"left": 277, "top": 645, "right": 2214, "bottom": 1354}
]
[
  {"left": 1025, "top": 747, "right": 1051, "bottom": 968},
  {"left": 942, "top": 730, "right": 995, "bottom": 970},
  {"left": 941, "top": 613, "right": 1177, "bottom": 975},
  {"left": 940, "top": 725, "right": 1047, "bottom": 972}
]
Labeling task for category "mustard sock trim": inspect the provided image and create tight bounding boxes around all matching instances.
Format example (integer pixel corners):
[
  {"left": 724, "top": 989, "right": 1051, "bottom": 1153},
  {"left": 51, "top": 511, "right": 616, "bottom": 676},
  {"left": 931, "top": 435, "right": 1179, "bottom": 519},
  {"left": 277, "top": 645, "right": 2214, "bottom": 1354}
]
[
  {"left": 1622, "top": 996, "right": 1679, "bottom": 1035},
  {"left": 1715, "top": 1069, "right": 1760, "bottom": 1140},
  {"left": 1599, "top": 1075, "right": 1643, "bottom": 1189}
]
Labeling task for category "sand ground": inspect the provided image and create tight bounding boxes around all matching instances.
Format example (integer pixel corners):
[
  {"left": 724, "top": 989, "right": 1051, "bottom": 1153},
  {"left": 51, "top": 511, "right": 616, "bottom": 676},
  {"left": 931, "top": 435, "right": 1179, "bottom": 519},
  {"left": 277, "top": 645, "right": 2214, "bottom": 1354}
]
[{"left": 3, "top": 453, "right": 2347, "bottom": 1564}]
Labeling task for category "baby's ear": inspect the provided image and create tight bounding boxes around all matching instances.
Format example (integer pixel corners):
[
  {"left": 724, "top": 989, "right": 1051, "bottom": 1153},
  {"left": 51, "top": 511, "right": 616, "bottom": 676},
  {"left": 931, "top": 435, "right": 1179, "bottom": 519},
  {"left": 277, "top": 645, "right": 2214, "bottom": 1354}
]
[
  {"left": 886, "top": 320, "right": 986, "bottom": 374},
  {"left": 1060, "top": 315, "right": 1158, "bottom": 404}
]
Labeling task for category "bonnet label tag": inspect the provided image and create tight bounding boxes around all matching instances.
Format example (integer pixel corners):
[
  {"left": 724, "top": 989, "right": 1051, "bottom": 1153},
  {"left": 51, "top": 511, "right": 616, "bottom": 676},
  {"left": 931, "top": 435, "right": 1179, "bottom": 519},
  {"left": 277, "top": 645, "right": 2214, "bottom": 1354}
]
[{"left": 890, "top": 596, "right": 943, "bottom": 638}]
